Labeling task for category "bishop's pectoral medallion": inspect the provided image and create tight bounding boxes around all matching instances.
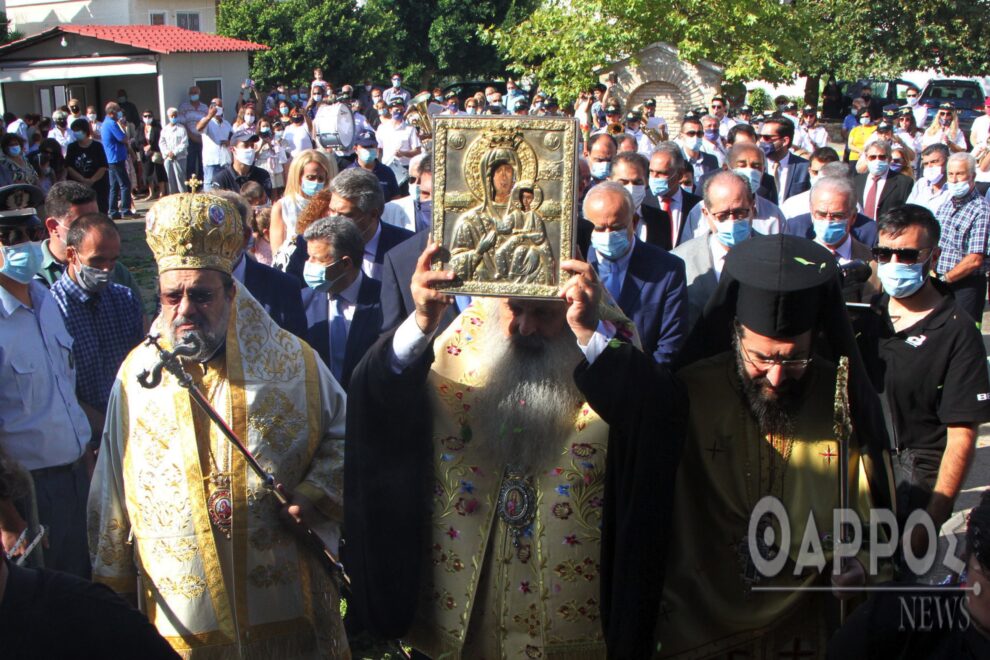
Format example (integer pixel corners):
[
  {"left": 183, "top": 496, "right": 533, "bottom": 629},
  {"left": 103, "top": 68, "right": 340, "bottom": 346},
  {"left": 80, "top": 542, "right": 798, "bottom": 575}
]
[{"left": 736, "top": 512, "right": 779, "bottom": 597}]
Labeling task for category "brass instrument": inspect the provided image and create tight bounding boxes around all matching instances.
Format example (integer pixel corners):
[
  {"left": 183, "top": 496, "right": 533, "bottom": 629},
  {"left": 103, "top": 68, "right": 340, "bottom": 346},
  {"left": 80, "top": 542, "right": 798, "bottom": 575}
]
[
  {"left": 642, "top": 125, "right": 663, "bottom": 146},
  {"left": 607, "top": 122, "right": 625, "bottom": 136},
  {"left": 407, "top": 91, "right": 435, "bottom": 141}
]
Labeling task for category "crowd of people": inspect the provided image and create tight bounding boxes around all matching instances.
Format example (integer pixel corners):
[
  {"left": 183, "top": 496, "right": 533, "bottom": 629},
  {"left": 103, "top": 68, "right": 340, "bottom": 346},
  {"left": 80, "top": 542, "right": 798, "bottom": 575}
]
[{"left": 1, "top": 69, "right": 990, "bottom": 659}]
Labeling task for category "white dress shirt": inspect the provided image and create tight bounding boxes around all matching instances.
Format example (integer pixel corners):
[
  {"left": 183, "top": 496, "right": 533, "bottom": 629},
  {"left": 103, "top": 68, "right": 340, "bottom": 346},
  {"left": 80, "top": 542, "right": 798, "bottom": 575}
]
[
  {"left": 200, "top": 118, "right": 232, "bottom": 166},
  {"left": 861, "top": 171, "right": 889, "bottom": 219},
  {"left": 328, "top": 271, "right": 363, "bottom": 347},
  {"left": 363, "top": 222, "right": 383, "bottom": 280},
  {"left": 708, "top": 233, "right": 728, "bottom": 281},
  {"left": 159, "top": 123, "right": 189, "bottom": 158},
  {"left": 376, "top": 120, "right": 421, "bottom": 167}
]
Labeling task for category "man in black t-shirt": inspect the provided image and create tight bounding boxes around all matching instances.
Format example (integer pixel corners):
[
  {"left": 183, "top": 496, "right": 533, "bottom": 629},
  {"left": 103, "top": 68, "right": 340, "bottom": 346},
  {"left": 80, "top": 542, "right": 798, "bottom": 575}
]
[
  {"left": 862, "top": 204, "right": 990, "bottom": 558},
  {"left": 65, "top": 118, "right": 109, "bottom": 213},
  {"left": 208, "top": 130, "right": 272, "bottom": 200}
]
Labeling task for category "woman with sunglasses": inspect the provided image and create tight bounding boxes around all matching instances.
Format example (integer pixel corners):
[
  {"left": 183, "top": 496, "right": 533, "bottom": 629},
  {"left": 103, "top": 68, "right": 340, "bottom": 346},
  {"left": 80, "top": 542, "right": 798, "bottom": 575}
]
[{"left": 922, "top": 103, "right": 967, "bottom": 153}]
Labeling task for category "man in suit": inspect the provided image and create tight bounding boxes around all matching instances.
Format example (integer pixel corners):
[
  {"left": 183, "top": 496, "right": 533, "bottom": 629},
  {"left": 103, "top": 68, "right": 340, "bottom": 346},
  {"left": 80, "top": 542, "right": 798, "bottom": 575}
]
[
  {"left": 640, "top": 143, "right": 702, "bottom": 250},
  {"left": 759, "top": 117, "right": 810, "bottom": 203},
  {"left": 299, "top": 215, "right": 382, "bottom": 389},
  {"left": 854, "top": 140, "right": 913, "bottom": 221},
  {"left": 380, "top": 230, "right": 461, "bottom": 333},
  {"left": 212, "top": 189, "right": 307, "bottom": 338},
  {"left": 672, "top": 171, "right": 755, "bottom": 330},
  {"left": 696, "top": 123, "right": 779, "bottom": 205},
  {"left": 679, "top": 115, "right": 719, "bottom": 193},
  {"left": 584, "top": 181, "right": 688, "bottom": 364},
  {"left": 286, "top": 167, "right": 414, "bottom": 283},
  {"left": 587, "top": 133, "right": 617, "bottom": 183},
  {"left": 785, "top": 161, "right": 879, "bottom": 247},
  {"left": 807, "top": 176, "right": 880, "bottom": 302}
]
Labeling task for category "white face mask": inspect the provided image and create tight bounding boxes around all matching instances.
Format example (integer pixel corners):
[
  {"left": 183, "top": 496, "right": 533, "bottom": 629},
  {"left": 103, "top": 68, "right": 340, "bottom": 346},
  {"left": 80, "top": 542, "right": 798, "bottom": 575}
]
[
  {"left": 235, "top": 147, "right": 256, "bottom": 166},
  {"left": 244, "top": 114, "right": 255, "bottom": 125},
  {"left": 624, "top": 183, "right": 646, "bottom": 209}
]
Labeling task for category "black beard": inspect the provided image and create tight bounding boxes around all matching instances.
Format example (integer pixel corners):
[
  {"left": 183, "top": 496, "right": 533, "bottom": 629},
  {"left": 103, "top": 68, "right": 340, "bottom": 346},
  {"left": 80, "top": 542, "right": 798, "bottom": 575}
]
[{"left": 732, "top": 340, "right": 810, "bottom": 439}]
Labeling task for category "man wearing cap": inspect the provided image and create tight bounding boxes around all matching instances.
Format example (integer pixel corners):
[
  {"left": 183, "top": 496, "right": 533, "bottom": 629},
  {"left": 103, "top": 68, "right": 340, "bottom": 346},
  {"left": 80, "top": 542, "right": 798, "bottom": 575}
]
[
  {"left": 208, "top": 130, "right": 273, "bottom": 200},
  {"left": 88, "top": 191, "right": 349, "bottom": 657},
  {"left": 348, "top": 129, "right": 398, "bottom": 201},
  {"left": 796, "top": 106, "right": 829, "bottom": 155},
  {"left": 440, "top": 91, "right": 461, "bottom": 116},
  {"left": 566, "top": 232, "right": 894, "bottom": 658},
  {"left": 735, "top": 104, "right": 754, "bottom": 125},
  {"left": 710, "top": 95, "right": 736, "bottom": 137},
  {"left": 383, "top": 72, "right": 411, "bottom": 106},
  {"left": 853, "top": 140, "right": 913, "bottom": 221},
  {"left": 376, "top": 98, "right": 422, "bottom": 175},
  {"left": 195, "top": 97, "right": 232, "bottom": 192},
  {"left": 641, "top": 98, "right": 669, "bottom": 140},
  {"left": 0, "top": 184, "right": 93, "bottom": 578}
]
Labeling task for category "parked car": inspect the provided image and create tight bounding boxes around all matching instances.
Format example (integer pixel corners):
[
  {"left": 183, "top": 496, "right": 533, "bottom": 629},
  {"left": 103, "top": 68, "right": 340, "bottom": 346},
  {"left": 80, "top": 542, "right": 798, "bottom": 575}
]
[
  {"left": 919, "top": 78, "right": 986, "bottom": 141},
  {"left": 839, "top": 78, "right": 920, "bottom": 118}
]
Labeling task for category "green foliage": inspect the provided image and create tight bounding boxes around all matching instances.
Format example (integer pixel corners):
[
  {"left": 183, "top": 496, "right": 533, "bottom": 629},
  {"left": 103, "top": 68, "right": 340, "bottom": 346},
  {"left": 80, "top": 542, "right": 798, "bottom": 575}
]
[
  {"left": 0, "top": 12, "right": 21, "bottom": 45},
  {"left": 745, "top": 88, "right": 773, "bottom": 114}
]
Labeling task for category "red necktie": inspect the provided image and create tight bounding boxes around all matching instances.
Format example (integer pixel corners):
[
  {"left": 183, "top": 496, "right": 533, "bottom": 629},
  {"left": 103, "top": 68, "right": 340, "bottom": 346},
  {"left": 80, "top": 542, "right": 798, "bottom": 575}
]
[
  {"left": 865, "top": 176, "right": 879, "bottom": 220},
  {"left": 661, "top": 197, "right": 673, "bottom": 246}
]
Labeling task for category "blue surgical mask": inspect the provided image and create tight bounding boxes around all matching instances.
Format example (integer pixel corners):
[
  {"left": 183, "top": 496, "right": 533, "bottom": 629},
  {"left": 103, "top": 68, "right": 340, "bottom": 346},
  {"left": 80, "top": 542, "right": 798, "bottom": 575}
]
[
  {"left": 416, "top": 199, "right": 433, "bottom": 228},
  {"left": 812, "top": 218, "right": 848, "bottom": 246},
  {"left": 758, "top": 141, "right": 775, "bottom": 157},
  {"left": 303, "top": 260, "right": 345, "bottom": 292},
  {"left": 392, "top": 79, "right": 401, "bottom": 88},
  {"left": 703, "top": 129, "right": 719, "bottom": 142},
  {"left": 301, "top": 180, "right": 324, "bottom": 196},
  {"left": 889, "top": 161, "right": 903, "bottom": 173},
  {"left": 714, "top": 219, "right": 751, "bottom": 247},
  {"left": 684, "top": 136, "right": 703, "bottom": 152},
  {"left": 72, "top": 130, "right": 86, "bottom": 141},
  {"left": 409, "top": 183, "right": 420, "bottom": 201},
  {"left": 392, "top": 110, "right": 404, "bottom": 120},
  {"left": 648, "top": 176, "right": 669, "bottom": 197},
  {"left": 590, "top": 229, "right": 631, "bottom": 261},
  {"left": 7, "top": 145, "right": 21, "bottom": 157},
  {"left": 866, "top": 159, "right": 889, "bottom": 177},
  {"left": 733, "top": 167, "right": 761, "bottom": 194},
  {"left": 590, "top": 160, "right": 611, "bottom": 180},
  {"left": 116, "top": 111, "right": 124, "bottom": 120},
  {"left": 313, "top": 95, "right": 323, "bottom": 104},
  {"left": 948, "top": 180, "right": 972, "bottom": 198},
  {"left": 190, "top": 94, "right": 200, "bottom": 102},
  {"left": 878, "top": 260, "right": 927, "bottom": 299},
  {"left": 357, "top": 148, "right": 376, "bottom": 165},
  {"left": 169, "top": 116, "right": 179, "bottom": 124},
  {"left": 0, "top": 241, "right": 44, "bottom": 284}
]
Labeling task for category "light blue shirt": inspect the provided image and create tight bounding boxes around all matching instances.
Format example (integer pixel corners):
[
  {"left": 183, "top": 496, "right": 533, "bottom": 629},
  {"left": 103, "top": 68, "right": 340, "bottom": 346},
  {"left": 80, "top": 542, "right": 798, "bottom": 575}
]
[
  {"left": 590, "top": 243, "right": 634, "bottom": 303},
  {"left": 0, "top": 280, "right": 89, "bottom": 470}
]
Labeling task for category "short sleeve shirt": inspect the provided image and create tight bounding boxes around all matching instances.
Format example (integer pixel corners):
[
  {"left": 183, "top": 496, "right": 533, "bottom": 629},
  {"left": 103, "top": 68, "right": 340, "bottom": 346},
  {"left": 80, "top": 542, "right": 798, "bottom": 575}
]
[{"left": 878, "top": 293, "right": 990, "bottom": 451}]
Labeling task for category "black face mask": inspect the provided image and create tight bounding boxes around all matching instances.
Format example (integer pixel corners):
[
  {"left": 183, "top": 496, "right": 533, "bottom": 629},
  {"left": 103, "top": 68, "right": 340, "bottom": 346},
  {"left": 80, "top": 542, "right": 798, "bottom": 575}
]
[{"left": 291, "top": 116, "right": 304, "bottom": 124}]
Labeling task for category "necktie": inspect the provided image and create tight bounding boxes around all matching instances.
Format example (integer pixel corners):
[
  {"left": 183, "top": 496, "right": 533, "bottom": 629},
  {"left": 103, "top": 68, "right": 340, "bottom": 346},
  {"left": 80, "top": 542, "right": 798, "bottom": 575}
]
[
  {"left": 865, "top": 176, "right": 879, "bottom": 220},
  {"left": 661, "top": 196, "right": 673, "bottom": 246},
  {"left": 599, "top": 259, "right": 621, "bottom": 302},
  {"left": 770, "top": 160, "right": 781, "bottom": 193},
  {"left": 329, "top": 296, "right": 347, "bottom": 383}
]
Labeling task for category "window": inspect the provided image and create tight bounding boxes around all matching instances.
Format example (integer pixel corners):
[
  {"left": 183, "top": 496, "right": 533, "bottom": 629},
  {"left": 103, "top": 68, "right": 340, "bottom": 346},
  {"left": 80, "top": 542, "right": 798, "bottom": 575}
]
[
  {"left": 150, "top": 12, "right": 166, "bottom": 25},
  {"left": 195, "top": 79, "right": 221, "bottom": 104},
  {"left": 176, "top": 12, "right": 200, "bottom": 31}
]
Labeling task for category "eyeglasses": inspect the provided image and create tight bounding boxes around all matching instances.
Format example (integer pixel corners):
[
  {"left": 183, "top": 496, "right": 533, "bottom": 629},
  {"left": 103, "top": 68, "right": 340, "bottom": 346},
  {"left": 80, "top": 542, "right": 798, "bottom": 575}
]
[
  {"left": 811, "top": 210, "right": 849, "bottom": 221},
  {"left": 711, "top": 104, "right": 724, "bottom": 110},
  {"left": 708, "top": 207, "right": 751, "bottom": 222},
  {"left": 738, "top": 336, "right": 812, "bottom": 373},
  {"left": 865, "top": 154, "right": 888, "bottom": 161},
  {"left": 758, "top": 134, "right": 781, "bottom": 141},
  {"left": 891, "top": 158, "right": 904, "bottom": 165},
  {"left": 682, "top": 130, "right": 703, "bottom": 137},
  {"left": 872, "top": 246, "right": 932, "bottom": 264},
  {"left": 160, "top": 287, "right": 222, "bottom": 307},
  {"left": 938, "top": 111, "right": 952, "bottom": 117}
]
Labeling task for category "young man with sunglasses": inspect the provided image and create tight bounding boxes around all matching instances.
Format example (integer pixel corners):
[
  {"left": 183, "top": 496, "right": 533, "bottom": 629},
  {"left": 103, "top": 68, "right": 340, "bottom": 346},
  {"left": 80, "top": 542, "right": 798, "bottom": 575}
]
[{"left": 859, "top": 204, "right": 990, "bottom": 560}]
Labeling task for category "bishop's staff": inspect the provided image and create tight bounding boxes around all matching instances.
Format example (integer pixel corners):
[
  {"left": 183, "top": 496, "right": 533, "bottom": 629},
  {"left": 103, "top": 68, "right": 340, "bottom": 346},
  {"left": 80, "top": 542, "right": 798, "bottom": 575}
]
[
  {"left": 833, "top": 355, "right": 852, "bottom": 623},
  {"left": 136, "top": 333, "right": 351, "bottom": 590}
]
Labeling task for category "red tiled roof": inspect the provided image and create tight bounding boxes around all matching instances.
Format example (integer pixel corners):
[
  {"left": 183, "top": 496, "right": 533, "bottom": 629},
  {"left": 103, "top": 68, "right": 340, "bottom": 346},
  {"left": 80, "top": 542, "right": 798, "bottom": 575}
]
[{"left": 55, "top": 25, "right": 268, "bottom": 54}]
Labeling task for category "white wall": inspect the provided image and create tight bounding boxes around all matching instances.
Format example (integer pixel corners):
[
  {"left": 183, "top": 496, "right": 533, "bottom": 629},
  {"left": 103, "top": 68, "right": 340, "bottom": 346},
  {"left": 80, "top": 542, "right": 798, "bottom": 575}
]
[
  {"left": 6, "top": 0, "right": 217, "bottom": 36},
  {"left": 158, "top": 51, "right": 248, "bottom": 119}
]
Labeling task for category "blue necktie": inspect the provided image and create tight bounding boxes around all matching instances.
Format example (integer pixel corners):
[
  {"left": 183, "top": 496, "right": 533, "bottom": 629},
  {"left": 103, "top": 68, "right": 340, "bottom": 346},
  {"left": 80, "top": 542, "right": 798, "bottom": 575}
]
[
  {"left": 599, "top": 259, "right": 621, "bottom": 302},
  {"left": 329, "top": 296, "right": 347, "bottom": 383}
]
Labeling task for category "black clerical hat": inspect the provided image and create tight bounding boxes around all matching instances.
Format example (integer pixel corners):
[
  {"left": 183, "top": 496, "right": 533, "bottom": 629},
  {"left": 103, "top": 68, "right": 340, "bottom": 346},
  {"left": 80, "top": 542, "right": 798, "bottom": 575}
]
[{"left": 724, "top": 234, "right": 838, "bottom": 338}]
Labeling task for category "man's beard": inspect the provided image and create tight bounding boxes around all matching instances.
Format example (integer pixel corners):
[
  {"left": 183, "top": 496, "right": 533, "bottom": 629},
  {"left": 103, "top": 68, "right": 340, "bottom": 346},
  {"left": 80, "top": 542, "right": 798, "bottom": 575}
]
[
  {"left": 465, "top": 300, "right": 585, "bottom": 473},
  {"left": 166, "top": 304, "right": 231, "bottom": 362},
  {"left": 732, "top": 335, "right": 809, "bottom": 439}
]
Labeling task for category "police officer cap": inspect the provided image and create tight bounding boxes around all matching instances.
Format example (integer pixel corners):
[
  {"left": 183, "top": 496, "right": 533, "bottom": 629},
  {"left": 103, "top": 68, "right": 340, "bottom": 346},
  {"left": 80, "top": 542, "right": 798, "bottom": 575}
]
[
  {"left": 355, "top": 130, "right": 377, "bottom": 148},
  {"left": 0, "top": 184, "right": 44, "bottom": 230},
  {"left": 939, "top": 102, "right": 955, "bottom": 111},
  {"left": 605, "top": 103, "right": 621, "bottom": 115},
  {"left": 625, "top": 110, "right": 643, "bottom": 122},
  {"left": 802, "top": 104, "right": 816, "bottom": 115},
  {"left": 643, "top": 98, "right": 657, "bottom": 107},
  {"left": 725, "top": 234, "right": 838, "bottom": 338},
  {"left": 682, "top": 110, "right": 701, "bottom": 121},
  {"left": 513, "top": 98, "right": 530, "bottom": 111},
  {"left": 388, "top": 97, "right": 406, "bottom": 108},
  {"left": 738, "top": 104, "right": 753, "bottom": 114}
]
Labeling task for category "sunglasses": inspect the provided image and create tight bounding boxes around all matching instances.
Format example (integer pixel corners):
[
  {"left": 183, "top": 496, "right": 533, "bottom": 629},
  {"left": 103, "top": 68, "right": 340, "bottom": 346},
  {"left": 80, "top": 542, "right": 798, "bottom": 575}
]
[
  {"left": 683, "top": 130, "right": 703, "bottom": 137},
  {"left": 871, "top": 246, "right": 932, "bottom": 264},
  {"left": 758, "top": 134, "right": 781, "bottom": 141},
  {"left": 711, "top": 104, "right": 724, "bottom": 110}
]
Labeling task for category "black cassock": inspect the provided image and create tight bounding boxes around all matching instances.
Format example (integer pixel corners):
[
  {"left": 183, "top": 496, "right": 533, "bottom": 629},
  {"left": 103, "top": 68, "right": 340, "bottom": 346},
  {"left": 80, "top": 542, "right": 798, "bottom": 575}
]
[{"left": 344, "top": 328, "right": 686, "bottom": 658}]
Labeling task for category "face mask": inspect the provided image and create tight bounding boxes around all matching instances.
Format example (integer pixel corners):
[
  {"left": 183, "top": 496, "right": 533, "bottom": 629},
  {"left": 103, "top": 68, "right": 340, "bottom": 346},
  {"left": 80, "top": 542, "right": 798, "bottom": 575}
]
[
  {"left": 466, "top": 107, "right": 477, "bottom": 115},
  {"left": 392, "top": 79, "right": 402, "bottom": 89},
  {"left": 290, "top": 94, "right": 299, "bottom": 102},
  {"left": 703, "top": 129, "right": 719, "bottom": 142},
  {"left": 244, "top": 114, "right": 255, "bottom": 125},
  {"left": 758, "top": 140, "right": 775, "bottom": 157},
  {"left": 625, "top": 183, "right": 646, "bottom": 209},
  {"left": 301, "top": 179, "right": 324, "bottom": 196},
  {"left": 372, "top": 97, "right": 381, "bottom": 105},
  {"left": 303, "top": 261, "right": 346, "bottom": 292},
  {"left": 72, "top": 130, "right": 87, "bottom": 141},
  {"left": 940, "top": 116, "right": 952, "bottom": 128},
  {"left": 142, "top": 117, "right": 153, "bottom": 125},
  {"left": 278, "top": 93, "right": 287, "bottom": 101},
  {"left": 235, "top": 148, "right": 256, "bottom": 166},
  {"left": 906, "top": 96, "right": 918, "bottom": 106},
  {"left": 714, "top": 218, "right": 751, "bottom": 248},
  {"left": 357, "top": 148, "right": 376, "bottom": 165},
  {"left": 590, "top": 160, "right": 611, "bottom": 180},
  {"left": 40, "top": 166, "right": 50, "bottom": 176},
  {"left": 116, "top": 111, "right": 124, "bottom": 120},
  {"left": 948, "top": 180, "right": 972, "bottom": 198},
  {"left": 291, "top": 115, "right": 304, "bottom": 124},
  {"left": 684, "top": 136, "right": 703, "bottom": 152},
  {"left": 649, "top": 176, "right": 670, "bottom": 197},
  {"left": 279, "top": 106, "right": 290, "bottom": 116},
  {"left": 313, "top": 95, "right": 323, "bottom": 104},
  {"left": 275, "top": 130, "right": 284, "bottom": 139},
  {"left": 408, "top": 182, "right": 420, "bottom": 201},
  {"left": 878, "top": 260, "right": 927, "bottom": 299},
  {"left": 859, "top": 116, "right": 871, "bottom": 126},
  {"left": 365, "top": 85, "right": 372, "bottom": 91},
  {"left": 190, "top": 94, "right": 200, "bottom": 102},
  {"left": 0, "top": 241, "right": 44, "bottom": 284},
  {"left": 7, "top": 145, "right": 21, "bottom": 157},
  {"left": 487, "top": 94, "right": 498, "bottom": 104},
  {"left": 118, "top": 96, "right": 127, "bottom": 103},
  {"left": 87, "top": 113, "right": 97, "bottom": 122},
  {"left": 259, "top": 128, "right": 271, "bottom": 137},
  {"left": 75, "top": 261, "right": 112, "bottom": 294},
  {"left": 733, "top": 167, "right": 761, "bottom": 194},
  {"left": 590, "top": 229, "right": 631, "bottom": 261},
  {"left": 392, "top": 110, "right": 404, "bottom": 120},
  {"left": 812, "top": 218, "right": 849, "bottom": 246},
  {"left": 889, "top": 161, "right": 904, "bottom": 173},
  {"left": 169, "top": 116, "right": 179, "bottom": 124},
  {"left": 866, "top": 159, "right": 889, "bottom": 177},
  {"left": 923, "top": 166, "right": 944, "bottom": 185}
]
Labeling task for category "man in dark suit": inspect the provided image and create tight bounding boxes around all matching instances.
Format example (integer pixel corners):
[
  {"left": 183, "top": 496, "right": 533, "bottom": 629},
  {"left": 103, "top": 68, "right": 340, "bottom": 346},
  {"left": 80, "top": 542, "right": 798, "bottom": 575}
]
[
  {"left": 696, "top": 123, "right": 779, "bottom": 205},
  {"left": 759, "top": 117, "right": 810, "bottom": 203},
  {"left": 286, "top": 167, "right": 414, "bottom": 284},
  {"left": 853, "top": 140, "right": 913, "bottom": 221},
  {"left": 786, "top": 210, "right": 879, "bottom": 247},
  {"left": 584, "top": 180, "right": 688, "bottom": 364},
  {"left": 678, "top": 114, "right": 719, "bottom": 194},
  {"left": 298, "top": 215, "right": 383, "bottom": 389},
  {"left": 380, "top": 230, "right": 461, "bottom": 333},
  {"left": 640, "top": 143, "right": 702, "bottom": 250},
  {"left": 211, "top": 189, "right": 308, "bottom": 338}
]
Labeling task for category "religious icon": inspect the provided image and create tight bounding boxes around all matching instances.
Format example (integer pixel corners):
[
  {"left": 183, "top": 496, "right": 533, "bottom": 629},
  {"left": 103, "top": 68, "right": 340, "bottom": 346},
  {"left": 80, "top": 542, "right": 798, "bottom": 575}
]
[{"left": 431, "top": 116, "right": 578, "bottom": 298}]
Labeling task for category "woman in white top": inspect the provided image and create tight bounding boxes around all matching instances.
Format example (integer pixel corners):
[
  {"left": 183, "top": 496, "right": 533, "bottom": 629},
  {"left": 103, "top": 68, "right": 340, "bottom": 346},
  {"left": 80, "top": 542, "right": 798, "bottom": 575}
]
[
  {"left": 283, "top": 108, "right": 314, "bottom": 160},
  {"left": 231, "top": 104, "right": 258, "bottom": 135},
  {"left": 921, "top": 103, "right": 967, "bottom": 152},
  {"left": 270, "top": 149, "right": 337, "bottom": 267},
  {"left": 255, "top": 117, "right": 289, "bottom": 197}
]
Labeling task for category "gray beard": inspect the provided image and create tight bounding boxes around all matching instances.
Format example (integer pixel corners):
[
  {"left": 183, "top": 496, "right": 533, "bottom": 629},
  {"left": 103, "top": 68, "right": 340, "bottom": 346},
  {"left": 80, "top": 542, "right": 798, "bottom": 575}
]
[
  {"left": 463, "top": 299, "right": 585, "bottom": 474},
  {"left": 166, "top": 305, "right": 231, "bottom": 362}
]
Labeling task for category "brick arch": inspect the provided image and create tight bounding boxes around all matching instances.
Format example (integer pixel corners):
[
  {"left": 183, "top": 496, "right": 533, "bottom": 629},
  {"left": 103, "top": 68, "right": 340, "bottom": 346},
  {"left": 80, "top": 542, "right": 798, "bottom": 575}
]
[{"left": 611, "top": 46, "right": 711, "bottom": 135}]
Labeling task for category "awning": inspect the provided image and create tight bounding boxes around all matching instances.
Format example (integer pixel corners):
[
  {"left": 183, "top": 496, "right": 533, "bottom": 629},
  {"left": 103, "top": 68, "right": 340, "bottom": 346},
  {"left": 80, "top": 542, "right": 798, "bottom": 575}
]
[{"left": 0, "top": 56, "right": 158, "bottom": 83}]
